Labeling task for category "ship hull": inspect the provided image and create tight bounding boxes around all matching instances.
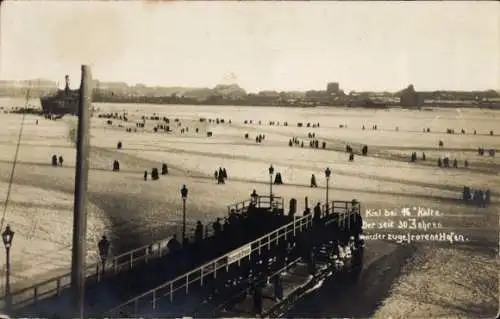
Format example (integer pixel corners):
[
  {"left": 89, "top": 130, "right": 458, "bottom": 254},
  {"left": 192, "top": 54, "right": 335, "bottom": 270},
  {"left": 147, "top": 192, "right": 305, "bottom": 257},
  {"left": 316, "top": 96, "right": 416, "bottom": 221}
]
[{"left": 40, "top": 91, "right": 79, "bottom": 115}]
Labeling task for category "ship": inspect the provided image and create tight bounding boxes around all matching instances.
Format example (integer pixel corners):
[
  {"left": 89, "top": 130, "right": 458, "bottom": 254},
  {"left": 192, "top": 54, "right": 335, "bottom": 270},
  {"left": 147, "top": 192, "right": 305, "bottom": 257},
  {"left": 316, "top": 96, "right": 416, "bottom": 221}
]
[{"left": 40, "top": 75, "right": 79, "bottom": 115}]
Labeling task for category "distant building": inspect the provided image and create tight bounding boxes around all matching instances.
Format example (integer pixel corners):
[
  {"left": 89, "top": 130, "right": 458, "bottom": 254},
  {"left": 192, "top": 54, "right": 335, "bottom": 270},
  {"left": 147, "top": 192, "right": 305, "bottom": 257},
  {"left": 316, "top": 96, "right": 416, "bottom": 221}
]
[
  {"left": 326, "top": 82, "right": 340, "bottom": 95},
  {"left": 258, "top": 90, "right": 280, "bottom": 98},
  {"left": 400, "top": 84, "right": 424, "bottom": 107},
  {"left": 305, "top": 90, "right": 328, "bottom": 99},
  {"left": 0, "top": 79, "right": 56, "bottom": 89},
  {"left": 98, "top": 81, "right": 129, "bottom": 90}
]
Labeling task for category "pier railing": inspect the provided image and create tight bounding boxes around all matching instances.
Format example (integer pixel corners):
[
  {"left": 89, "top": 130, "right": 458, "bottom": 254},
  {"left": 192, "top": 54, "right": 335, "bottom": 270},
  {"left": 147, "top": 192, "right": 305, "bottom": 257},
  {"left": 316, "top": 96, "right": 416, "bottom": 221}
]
[
  {"left": 3, "top": 196, "right": 282, "bottom": 309},
  {"left": 227, "top": 195, "right": 284, "bottom": 215},
  {"left": 5, "top": 235, "right": 175, "bottom": 309},
  {"left": 108, "top": 200, "right": 356, "bottom": 315},
  {"left": 322, "top": 200, "right": 361, "bottom": 226}
]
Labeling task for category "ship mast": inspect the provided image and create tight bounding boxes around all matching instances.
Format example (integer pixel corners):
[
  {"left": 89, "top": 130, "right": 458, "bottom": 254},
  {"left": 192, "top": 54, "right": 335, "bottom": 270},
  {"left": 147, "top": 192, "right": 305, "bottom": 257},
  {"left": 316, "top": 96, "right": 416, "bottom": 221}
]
[{"left": 64, "top": 75, "right": 70, "bottom": 94}]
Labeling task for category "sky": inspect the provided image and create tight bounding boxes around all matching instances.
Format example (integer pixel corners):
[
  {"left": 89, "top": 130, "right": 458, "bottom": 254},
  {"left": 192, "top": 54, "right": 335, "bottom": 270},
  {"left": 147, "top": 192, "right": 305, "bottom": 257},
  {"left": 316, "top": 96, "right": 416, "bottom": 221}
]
[{"left": 0, "top": 1, "right": 499, "bottom": 92}]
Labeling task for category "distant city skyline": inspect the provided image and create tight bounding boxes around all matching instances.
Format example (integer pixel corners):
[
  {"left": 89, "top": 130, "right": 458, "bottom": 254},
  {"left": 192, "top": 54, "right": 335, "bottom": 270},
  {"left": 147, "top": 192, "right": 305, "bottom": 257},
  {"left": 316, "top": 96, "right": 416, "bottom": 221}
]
[{"left": 0, "top": 1, "right": 498, "bottom": 92}]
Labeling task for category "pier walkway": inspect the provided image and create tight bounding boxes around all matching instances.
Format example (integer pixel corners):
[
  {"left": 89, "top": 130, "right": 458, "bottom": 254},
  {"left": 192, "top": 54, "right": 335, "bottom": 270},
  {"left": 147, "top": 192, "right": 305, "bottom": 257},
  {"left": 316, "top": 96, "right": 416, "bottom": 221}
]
[
  {"left": 104, "top": 200, "right": 360, "bottom": 318},
  {"left": 10, "top": 196, "right": 284, "bottom": 317}
]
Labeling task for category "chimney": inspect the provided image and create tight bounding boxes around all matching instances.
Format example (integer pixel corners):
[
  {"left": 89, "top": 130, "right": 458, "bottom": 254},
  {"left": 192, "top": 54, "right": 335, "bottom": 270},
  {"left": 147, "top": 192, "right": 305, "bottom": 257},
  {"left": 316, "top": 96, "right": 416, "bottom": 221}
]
[{"left": 64, "top": 75, "right": 70, "bottom": 93}]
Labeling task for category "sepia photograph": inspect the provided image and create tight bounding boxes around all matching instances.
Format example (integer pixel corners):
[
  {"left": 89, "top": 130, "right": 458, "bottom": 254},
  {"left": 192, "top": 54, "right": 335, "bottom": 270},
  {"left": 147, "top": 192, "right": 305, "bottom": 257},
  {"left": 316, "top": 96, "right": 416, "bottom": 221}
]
[{"left": 0, "top": 0, "right": 498, "bottom": 318}]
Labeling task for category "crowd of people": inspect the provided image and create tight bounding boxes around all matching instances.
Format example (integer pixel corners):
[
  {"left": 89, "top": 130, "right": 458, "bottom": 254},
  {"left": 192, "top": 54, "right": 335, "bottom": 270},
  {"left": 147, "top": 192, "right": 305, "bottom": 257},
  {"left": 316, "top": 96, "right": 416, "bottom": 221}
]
[
  {"left": 143, "top": 163, "right": 169, "bottom": 180},
  {"left": 96, "top": 111, "right": 233, "bottom": 139},
  {"left": 88, "top": 191, "right": 363, "bottom": 319},
  {"left": 345, "top": 144, "right": 368, "bottom": 159},
  {"left": 288, "top": 137, "right": 304, "bottom": 148},
  {"left": 437, "top": 157, "right": 467, "bottom": 168},
  {"left": 244, "top": 133, "right": 266, "bottom": 144},
  {"left": 462, "top": 187, "right": 491, "bottom": 207},
  {"left": 158, "top": 198, "right": 295, "bottom": 274},
  {"left": 214, "top": 167, "right": 229, "bottom": 184},
  {"left": 50, "top": 154, "right": 64, "bottom": 167},
  {"left": 406, "top": 151, "right": 471, "bottom": 169},
  {"left": 159, "top": 196, "right": 363, "bottom": 316},
  {"left": 478, "top": 147, "right": 496, "bottom": 157}
]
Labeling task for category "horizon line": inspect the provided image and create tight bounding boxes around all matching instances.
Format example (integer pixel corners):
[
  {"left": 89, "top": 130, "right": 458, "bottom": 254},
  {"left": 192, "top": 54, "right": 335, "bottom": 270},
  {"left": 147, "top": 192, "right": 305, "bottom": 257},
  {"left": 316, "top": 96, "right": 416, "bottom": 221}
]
[{"left": 0, "top": 77, "right": 498, "bottom": 93}]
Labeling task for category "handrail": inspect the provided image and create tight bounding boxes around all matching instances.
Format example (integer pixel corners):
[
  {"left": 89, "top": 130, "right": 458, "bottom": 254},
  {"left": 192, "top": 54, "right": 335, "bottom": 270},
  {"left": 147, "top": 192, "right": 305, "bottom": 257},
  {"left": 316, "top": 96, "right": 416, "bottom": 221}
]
[
  {"left": 7, "top": 225, "right": 217, "bottom": 309},
  {"left": 3, "top": 195, "right": 282, "bottom": 309},
  {"left": 227, "top": 195, "right": 284, "bottom": 215},
  {"left": 4, "top": 235, "right": 175, "bottom": 309},
  {"left": 108, "top": 214, "right": 314, "bottom": 314},
  {"left": 108, "top": 200, "right": 356, "bottom": 315},
  {"left": 321, "top": 200, "right": 360, "bottom": 227}
]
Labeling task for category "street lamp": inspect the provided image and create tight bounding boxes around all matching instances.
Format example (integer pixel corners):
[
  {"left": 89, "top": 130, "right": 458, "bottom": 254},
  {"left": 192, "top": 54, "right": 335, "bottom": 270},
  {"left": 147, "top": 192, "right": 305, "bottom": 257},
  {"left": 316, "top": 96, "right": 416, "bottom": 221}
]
[
  {"left": 180, "top": 185, "right": 188, "bottom": 243},
  {"left": 2, "top": 225, "right": 14, "bottom": 311},
  {"left": 268, "top": 165, "right": 274, "bottom": 203},
  {"left": 325, "top": 167, "right": 331, "bottom": 215}
]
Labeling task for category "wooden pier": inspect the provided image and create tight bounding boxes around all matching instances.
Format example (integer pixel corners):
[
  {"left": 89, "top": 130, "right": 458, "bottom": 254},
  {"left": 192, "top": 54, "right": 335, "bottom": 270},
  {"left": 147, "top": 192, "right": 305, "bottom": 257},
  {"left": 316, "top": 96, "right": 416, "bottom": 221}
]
[{"left": 105, "top": 199, "right": 361, "bottom": 317}]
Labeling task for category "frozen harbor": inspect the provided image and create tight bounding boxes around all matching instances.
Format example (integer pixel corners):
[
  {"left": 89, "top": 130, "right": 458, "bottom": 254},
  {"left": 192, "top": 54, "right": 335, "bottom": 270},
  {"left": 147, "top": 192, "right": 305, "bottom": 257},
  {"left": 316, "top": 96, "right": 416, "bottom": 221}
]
[{"left": 0, "top": 99, "right": 498, "bottom": 317}]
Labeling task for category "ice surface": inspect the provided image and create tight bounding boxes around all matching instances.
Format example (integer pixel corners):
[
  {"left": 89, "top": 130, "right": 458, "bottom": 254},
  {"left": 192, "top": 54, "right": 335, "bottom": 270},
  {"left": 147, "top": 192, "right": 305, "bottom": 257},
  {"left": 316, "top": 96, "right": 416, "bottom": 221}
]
[{"left": 0, "top": 99, "right": 497, "bottom": 316}]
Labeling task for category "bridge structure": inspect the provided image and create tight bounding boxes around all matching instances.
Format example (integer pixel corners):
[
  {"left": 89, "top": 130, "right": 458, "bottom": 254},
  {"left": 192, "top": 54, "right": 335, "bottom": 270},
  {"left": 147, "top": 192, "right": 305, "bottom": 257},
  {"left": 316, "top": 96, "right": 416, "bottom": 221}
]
[
  {"left": 5, "top": 195, "right": 360, "bottom": 318},
  {"left": 6, "top": 195, "right": 286, "bottom": 317},
  {"left": 105, "top": 199, "right": 361, "bottom": 318}
]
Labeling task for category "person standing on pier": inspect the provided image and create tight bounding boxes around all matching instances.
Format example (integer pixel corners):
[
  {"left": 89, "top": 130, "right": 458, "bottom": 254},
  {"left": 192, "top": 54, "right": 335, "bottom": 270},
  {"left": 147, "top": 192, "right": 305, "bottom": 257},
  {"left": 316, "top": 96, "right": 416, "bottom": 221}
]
[
  {"left": 251, "top": 189, "right": 259, "bottom": 203},
  {"left": 304, "top": 207, "right": 311, "bottom": 216},
  {"left": 167, "top": 234, "right": 181, "bottom": 252},
  {"left": 195, "top": 221, "right": 203, "bottom": 243},
  {"left": 308, "top": 249, "right": 317, "bottom": 276},
  {"left": 98, "top": 235, "right": 110, "bottom": 271},
  {"left": 253, "top": 283, "right": 263, "bottom": 315},
  {"left": 273, "top": 274, "right": 284, "bottom": 301},
  {"left": 313, "top": 203, "right": 322, "bottom": 222},
  {"left": 212, "top": 218, "right": 222, "bottom": 237}
]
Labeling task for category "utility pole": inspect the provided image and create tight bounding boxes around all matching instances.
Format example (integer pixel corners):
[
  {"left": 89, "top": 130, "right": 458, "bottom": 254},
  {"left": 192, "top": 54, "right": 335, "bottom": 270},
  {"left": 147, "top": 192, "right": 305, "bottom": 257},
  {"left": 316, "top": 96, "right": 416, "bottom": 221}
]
[{"left": 71, "top": 65, "right": 92, "bottom": 318}]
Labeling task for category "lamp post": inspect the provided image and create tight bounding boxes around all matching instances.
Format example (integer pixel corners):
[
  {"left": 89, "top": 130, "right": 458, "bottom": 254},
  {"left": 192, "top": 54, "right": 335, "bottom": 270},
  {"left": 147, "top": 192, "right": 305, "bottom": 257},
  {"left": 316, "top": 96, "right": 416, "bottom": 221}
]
[
  {"left": 268, "top": 165, "right": 274, "bottom": 204},
  {"left": 325, "top": 167, "right": 331, "bottom": 215},
  {"left": 181, "top": 185, "right": 188, "bottom": 243},
  {"left": 2, "top": 225, "right": 14, "bottom": 312}
]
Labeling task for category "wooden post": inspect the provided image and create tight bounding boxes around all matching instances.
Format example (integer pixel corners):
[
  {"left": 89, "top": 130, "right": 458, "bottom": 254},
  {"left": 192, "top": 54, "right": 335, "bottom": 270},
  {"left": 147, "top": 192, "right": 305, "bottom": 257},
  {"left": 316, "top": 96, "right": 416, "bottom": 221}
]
[{"left": 71, "top": 65, "right": 92, "bottom": 318}]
